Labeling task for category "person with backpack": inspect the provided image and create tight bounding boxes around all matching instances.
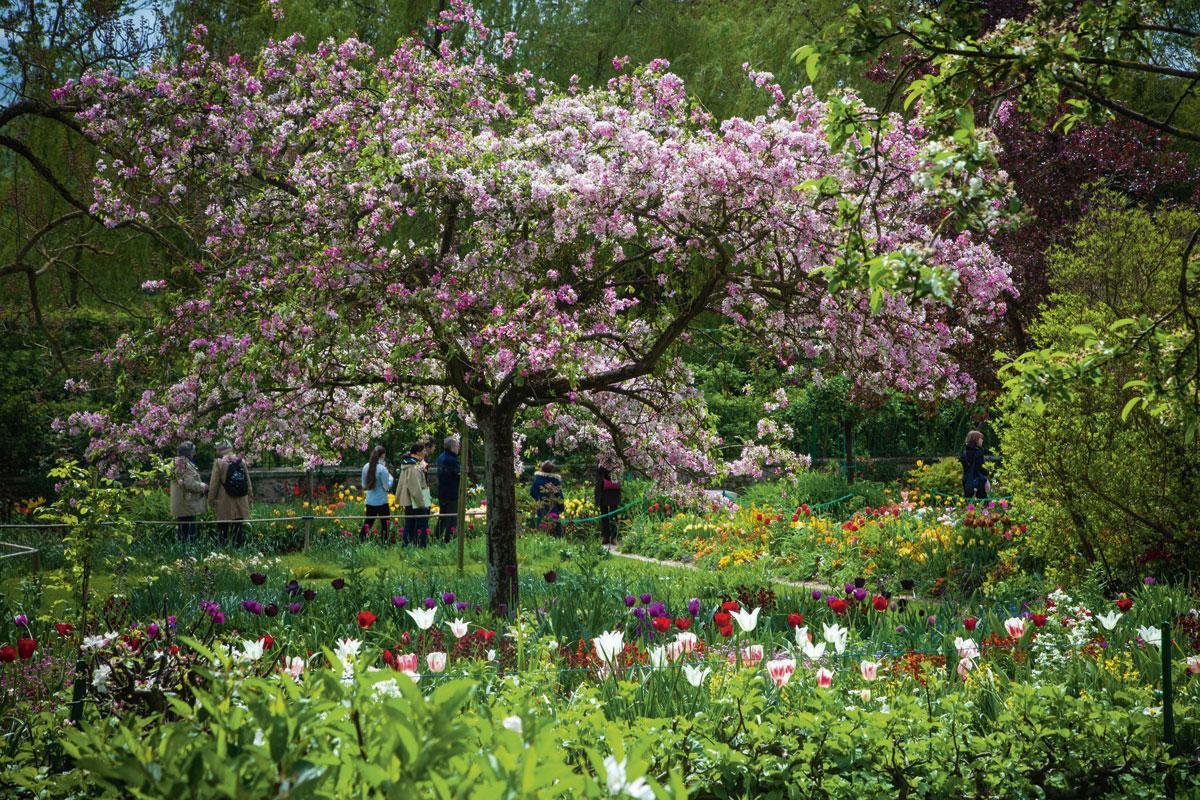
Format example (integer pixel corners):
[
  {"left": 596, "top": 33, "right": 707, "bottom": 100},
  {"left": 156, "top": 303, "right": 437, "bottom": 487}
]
[
  {"left": 170, "top": 441, "right": 207, "bottom": 542},
  {"left": 208, "top": 441, "right": 252, "bottom": 545},
  {"left": 360, "top": 444, "right": 393, "bottom": 543},
  {"left": 594, "top": 464, "right": 622, "bottom": 545},
  {"left": 395, "top": 441, "right": 431, "bottom": 547}
]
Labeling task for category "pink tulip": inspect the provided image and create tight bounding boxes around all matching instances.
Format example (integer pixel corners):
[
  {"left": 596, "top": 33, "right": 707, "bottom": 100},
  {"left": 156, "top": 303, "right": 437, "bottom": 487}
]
[
  {"left": 283, "top": 656, "right": 304, "bottom": 679},
  {"left": 766, "top": 658, "right": 795, "bottom": 687},
  {"left": 859, "top": 660, "right": 878, "bottom": 681},
  {"left": 1004, "top": 617, "right": 1025, "bottom": 639},
  {"left": 815, "top": 667, "right": 833, "bottom": 688},
  {"left": 675, "top": 632, "right": 698, "bottom": 653},
  {"left": 956, "top": 656, "right": 975, "bottom": 680},
  {"left": 395, "top": 652, "right": 419, "bottom": 672},
  {"left": 741, "top": 644, "right": 764, "bottom": 665},
  {"left": 426, "top": 651, "right": 447, "bottom": 673},
  {"left": 1187, "top": 655, "right": 1200, "bottom": 675}
]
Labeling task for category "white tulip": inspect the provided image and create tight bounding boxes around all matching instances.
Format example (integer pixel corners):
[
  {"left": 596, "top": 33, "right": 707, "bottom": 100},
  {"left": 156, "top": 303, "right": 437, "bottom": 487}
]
[{"left": 407, "top": 607, "right": 438, "bottom": 630}]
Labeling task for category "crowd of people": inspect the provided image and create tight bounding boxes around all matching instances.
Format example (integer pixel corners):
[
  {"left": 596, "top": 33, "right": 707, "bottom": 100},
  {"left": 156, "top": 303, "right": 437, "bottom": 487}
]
[{"left": 169, "top": 436, "right": 624, "bottom": 546}]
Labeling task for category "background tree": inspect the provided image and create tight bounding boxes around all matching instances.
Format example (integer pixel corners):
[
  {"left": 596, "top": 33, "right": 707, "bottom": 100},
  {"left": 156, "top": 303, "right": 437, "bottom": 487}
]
[{"left": 63, "top": 6, "right": 1010, "bottom": 609}]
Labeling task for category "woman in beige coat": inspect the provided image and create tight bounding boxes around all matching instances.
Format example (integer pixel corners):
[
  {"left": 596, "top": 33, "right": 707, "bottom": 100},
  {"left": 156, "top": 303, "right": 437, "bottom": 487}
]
[
  {"left": 395, "top": 441, "right": 431, "bottom": 547},
  {"left": 170, "top": 442, "right": 207, "bottom": 541},
  {"left": 208, "top": 442, "right": 253, "bottom": 546}
]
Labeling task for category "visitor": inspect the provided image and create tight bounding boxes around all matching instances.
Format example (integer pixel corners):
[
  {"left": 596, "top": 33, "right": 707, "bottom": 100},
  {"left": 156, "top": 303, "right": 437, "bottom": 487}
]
[
  {"left": 208, "top": 441, "right": 252, "bottom": 546},
  {"left": 170, "top": 441, "right": 207, "bottom": 542},
  {"left": 360, "top": 444, "right": 392, "bottom": 543},
  {"left": 531, "top": 460, "right": 564, "bottom": 536},
  {"left": 960, "top": 430, "right": 990, "bottom": 500},
  {"left": 396, "top": 441, "right": 432, "bottom": 547},
  {"left": 435, "top": 436, "right": 460, "bottom": 544},
  {"left": 594, "top": 464, "right": 622, "bottom": 545}
]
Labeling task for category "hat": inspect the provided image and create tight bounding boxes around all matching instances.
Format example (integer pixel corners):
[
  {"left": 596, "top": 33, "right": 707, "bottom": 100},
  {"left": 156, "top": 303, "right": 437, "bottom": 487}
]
[
  {"left": 177, "top": 441, "right": 196, "bottom": 457},
  {"left": 214, "top": 441, "right": 232, "bottom": 453}
]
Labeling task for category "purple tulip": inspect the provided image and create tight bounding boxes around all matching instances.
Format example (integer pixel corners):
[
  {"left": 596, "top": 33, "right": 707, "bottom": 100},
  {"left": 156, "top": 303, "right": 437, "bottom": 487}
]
[
  {"left": 632, "top": 607, "right": 646, "bottom": 619},
  {"left": 285, "top": 580, "right": 300, "bottom": 596},
  {"left": 303, "top": 589, "right": 316, "bottom": 602},
  {"left": 241, "top": 600, "right": 263, "bottom": 615},
  {"left": 900, "top": 579, "right": 915, "bottom": 590},
  {"left": 544, "top": 570, "right": 558, "bottom": 583},
  {"left": 844, "top": 583, "right": 855, "bottom": 595},
  {"left": 852, "top": 588, "right": 868, "bottom": 602},
  {"left": 895, "top": 625, "right": 906, "bottom": 634},
  {"left": 265, "top": 603, "right": 278, "bottom": 617},
  {"left": 624, "top": 595, "right": 636, "bottom": 607},
  {"left": 853, "top": 577, "right": 866, "bottom": 588},
  {"left": 13, "top": 614, "right": 28, "bottom": 627},
  {"left": 392, "top": 596, "right": 408, "bottom": 609},
  {"left": 1143, "top": 576, "right": 1157, "bottom": 586},
  {"left": 249, "top": 572, "right": 266, "bottom": 585},
  {"left": 146, "top": 623, "right": 160, "bottom": 639},
  {"left": 287, "top": 603, "right": 302, "bottom": 614},
  {"left": 332, "top": 578, "right": 345, "bottom": 590},
  {"left": 442, "top": 592, "right": 456, "bottom": 604},
  {"left": 926, "top": 615, "right": 936, "bottom": 626},
  {"left": 687, "top": 598, "right": 701, "bottom": 616},
  {"left": 424, "top": 597, "right": 436, "bottom": 609},
  {"left": 213, "top": 612, "right": 225, "bottom": 625},
  {"left": 811, "top": 590, "right": 823, "bottom": 600},
  {"left": 167, "top": 615, "right": 177, "bottom": 628},
  {"left": 455, "top": 602, "right": 468, "bottom": 612},
  {"left": 640, "top": 593, "right": 653, "bottom": 604}
]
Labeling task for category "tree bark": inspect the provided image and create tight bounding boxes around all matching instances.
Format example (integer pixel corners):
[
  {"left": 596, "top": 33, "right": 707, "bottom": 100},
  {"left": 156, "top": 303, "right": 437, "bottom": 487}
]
[{"left": 477, "top": 407, "right": 519, "bottom": 614}]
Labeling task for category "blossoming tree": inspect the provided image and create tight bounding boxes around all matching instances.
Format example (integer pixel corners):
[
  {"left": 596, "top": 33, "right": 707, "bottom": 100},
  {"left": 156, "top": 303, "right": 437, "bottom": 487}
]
[{"left": 62, "top": 4, "right": 1011, "bottom": 609}]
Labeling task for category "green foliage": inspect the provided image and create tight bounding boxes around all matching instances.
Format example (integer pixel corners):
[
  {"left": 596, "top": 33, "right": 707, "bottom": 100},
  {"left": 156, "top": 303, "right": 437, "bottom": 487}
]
[
  {"left": 905, "top": 456, "right": 965, "bottom": 497},
  {"left": 998, "top": 195, "right": 1200, "bottom": 587}
]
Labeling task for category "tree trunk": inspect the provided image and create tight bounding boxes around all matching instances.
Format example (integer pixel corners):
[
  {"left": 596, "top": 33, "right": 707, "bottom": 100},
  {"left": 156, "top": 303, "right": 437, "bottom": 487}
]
[
  {"left": 843, "top": 418, "right": 855, "bottom": 484},
  {"left": 477, "top": 407, "right": 519, "bottom": 614}
]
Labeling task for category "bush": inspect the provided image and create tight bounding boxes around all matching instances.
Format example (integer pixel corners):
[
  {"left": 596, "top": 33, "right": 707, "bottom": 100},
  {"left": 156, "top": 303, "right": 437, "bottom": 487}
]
[{"left": 998, "top": 195, "right": 1200, "bottom": 587}]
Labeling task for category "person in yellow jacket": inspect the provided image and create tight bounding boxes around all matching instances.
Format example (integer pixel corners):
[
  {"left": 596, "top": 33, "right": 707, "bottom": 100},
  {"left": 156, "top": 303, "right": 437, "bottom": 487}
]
[
  {"left": 395, "top": 441, "right": 431, "bottom": 547},
  {"left": 170, "top": 441, "right": 207, "bottom": 542}
]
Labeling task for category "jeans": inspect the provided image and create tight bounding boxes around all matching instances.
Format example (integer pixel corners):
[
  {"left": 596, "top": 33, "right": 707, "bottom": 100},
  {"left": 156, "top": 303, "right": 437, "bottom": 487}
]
[
  {"left": 402, "top": 507, "right": 430, "bottom": 547},
  {"left": 436, "top": 511, "right": 458, "bottom": 544},
  {"left": 176, "top": 515, "right": 197, "bottom": 542},
  {"left": 598, "top": 506, "right": 619, "bottom": 544},
  {"left": 218, "top": 521, "right": 245, "bottom": 547},
  {"left": 361, "top": 503, "right": 391, "bottom": 542}
]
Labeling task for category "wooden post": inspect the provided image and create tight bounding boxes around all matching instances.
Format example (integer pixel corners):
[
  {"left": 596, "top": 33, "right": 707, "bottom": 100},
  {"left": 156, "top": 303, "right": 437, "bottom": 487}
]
[
  {"left": 456, "top": 423, "right": 470, "bottom": 574},
  {"left": 302, "top": 515, "right": 313, "bottom": 551}
]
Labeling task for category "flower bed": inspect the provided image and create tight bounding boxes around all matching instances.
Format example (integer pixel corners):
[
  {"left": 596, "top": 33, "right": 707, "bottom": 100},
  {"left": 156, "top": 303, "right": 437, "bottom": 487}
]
[{"left": 1, "top": 537, "right": 1198, "bottom": 797}]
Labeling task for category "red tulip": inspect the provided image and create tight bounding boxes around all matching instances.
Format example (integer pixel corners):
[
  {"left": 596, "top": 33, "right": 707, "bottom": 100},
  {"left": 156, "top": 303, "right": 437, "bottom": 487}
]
[
  {"left": 829, "top": 599, "right": 848, "bottom": 615},
  {"left": 1031, "top": 614, "right": 1048, "bottom": 628},
  {"left": 787, "top": 612, "right": 803, "bottom": 628},
  {"left": 713, "top": 611, "right": 732, "bottom": 627},
  {"left": 963, "top": 617, "right": 978, "bottom": 631},
  {"left": 17, "top": 638, "right": 36, "bottom": 660},
  {"left": 477, "top": 629, "right": 496, "bottom": 643},
  {"left": 0, "top": 644, "right": 14, "bottom": 662},
  {"left": 674, "top": 616, "right": 691, "bottom": 630},
  {"left": 718, "top": 624, "right": 734, "bottom": 638},
  {"left": 55, "top": 623, "right": 73, "bottom": 637},
  {"left": 382, "top": 649, "right": 394, "bottom": 666},
  {"left": 356, "top": 610, "right": 377, "bottom": 629},
  {"left": 259, "top": 634, "right": 275, "bottom": 650},
  {"left": 1116, "top": 598, "right": 1133, "bottom": 613},
  {"left": 169, "top": 644, "right": 181, "bottom": 655},
  {"left": 721, "top": 600, "right": 740, "bottom": 612},
  {"left": 872, "top": 595, "right": 888, "bottom": 612},
  {"left": 652, "top": 617, "right": 671, "bottom": 633}
]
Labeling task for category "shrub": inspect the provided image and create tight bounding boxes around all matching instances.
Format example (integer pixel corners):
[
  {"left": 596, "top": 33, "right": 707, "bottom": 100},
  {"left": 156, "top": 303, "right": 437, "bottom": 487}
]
[{"left": 998, "top": 195, "right": 1200, "bottom": 587}]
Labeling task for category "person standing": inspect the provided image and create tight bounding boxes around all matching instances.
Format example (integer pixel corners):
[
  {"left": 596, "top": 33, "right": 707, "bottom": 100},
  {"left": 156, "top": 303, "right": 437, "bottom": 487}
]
[
  {"left": 396, "top": 442, "right": 431, "bottom": 547},
  {"left": 360, "top": 445, "right": 392, "bottom": 543},
  {"left": 435, "top": 436, "right": 461, "bottom": 544},
  {"left": 208, "top": 441, "right": 252, "bottom": 546},
  {"left": 531, "top": 460, "right": 564, "bottom": 536},
  {"left": 594, "top": 464, "right": 622, "bottom": 545},
  {"left": 960, "top": 430, "right": 990, "bottom": 500},
  {"left": 170, "top": 441, "right": 207, "bottom": 542}
]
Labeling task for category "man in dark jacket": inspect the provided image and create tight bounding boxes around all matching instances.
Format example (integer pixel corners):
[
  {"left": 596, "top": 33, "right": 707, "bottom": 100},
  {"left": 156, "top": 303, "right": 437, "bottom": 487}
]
[
  {"left": 960, "top": 430, "right": 990, "bottom": 499},
  {"left": 436, "top": 437, "right": 461, "bottom": 543}
]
